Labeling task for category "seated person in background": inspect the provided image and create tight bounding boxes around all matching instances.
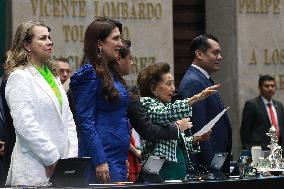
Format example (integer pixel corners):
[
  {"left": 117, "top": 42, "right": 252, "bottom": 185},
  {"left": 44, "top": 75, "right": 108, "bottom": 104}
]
[{"left": 137, "top": 62, "right": 217, "bottom": 180}]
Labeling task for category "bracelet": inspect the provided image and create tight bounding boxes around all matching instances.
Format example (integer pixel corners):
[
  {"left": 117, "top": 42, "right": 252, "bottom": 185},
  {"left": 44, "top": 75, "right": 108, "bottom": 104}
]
[{"left": 175, "top": 122, "right": 181, "bottom": 131}]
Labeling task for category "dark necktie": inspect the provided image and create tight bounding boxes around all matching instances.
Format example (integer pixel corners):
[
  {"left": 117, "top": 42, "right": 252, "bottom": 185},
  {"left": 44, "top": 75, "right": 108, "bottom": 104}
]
[
  {"left": 208, "top": 77, "right": 224, "bottom": 109},
  {"left": 267, "top": 103, "right": 280, "bottom": 139},
  {"left": 209, "top": 77, "right": 215, "bottom": 85}
]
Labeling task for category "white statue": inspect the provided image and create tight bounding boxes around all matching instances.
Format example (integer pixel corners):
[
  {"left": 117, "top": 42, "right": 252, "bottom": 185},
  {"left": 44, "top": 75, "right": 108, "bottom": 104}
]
[{"left": 266, "top": 126, "right": 283, "bottom": 169}]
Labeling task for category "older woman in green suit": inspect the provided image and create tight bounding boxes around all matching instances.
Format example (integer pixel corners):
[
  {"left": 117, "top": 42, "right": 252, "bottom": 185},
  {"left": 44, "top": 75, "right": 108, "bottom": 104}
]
[{"left": 137, "top": 63, "right": 217, "bottom": 180}]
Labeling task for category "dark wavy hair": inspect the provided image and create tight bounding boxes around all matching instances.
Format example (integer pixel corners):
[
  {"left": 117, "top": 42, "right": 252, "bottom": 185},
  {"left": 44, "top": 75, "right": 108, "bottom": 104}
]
[
  {"left": 137, "top": 62, "right": 170, "bottom": 97},
  {"left": 82, "top": 17, "right": 122, "bottom": 101},
  {"left": 108, "top": 39, "right": 131, "bottom": 90}
]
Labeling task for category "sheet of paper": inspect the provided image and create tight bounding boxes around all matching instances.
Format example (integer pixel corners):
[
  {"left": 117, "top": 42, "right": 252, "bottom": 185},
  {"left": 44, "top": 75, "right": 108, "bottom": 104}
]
[{"left": 193, "top": 107, "right": 229, "bottom": 137}]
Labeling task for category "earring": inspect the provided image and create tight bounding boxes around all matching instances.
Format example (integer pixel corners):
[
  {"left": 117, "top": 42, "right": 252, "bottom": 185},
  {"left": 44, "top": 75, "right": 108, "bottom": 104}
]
[
  {"left": 98, "top": 48, "right": 102, "bottom": 55},
  {"left": 25, "top": 51, "right": 31, "bottom": 63}
]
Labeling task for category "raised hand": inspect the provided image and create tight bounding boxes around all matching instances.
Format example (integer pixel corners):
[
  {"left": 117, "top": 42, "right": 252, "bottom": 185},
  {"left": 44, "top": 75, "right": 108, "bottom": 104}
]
[{"left": 188, "top": 84, "right": 220, "bottom": 106}]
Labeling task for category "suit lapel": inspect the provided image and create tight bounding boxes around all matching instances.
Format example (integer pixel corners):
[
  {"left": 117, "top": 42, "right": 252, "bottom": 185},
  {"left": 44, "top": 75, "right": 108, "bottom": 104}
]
[
  {"left": 28, "top": 66, "right": 62, "bottom": 116},
  {"left": 256, "top": 96, "right": 270, "bottom": 124},
  {"left": 273, "top": 100, "right": 282, "bottom": 129},
  {"left": 190, "top": 66, "right": 212, "bottom": 87},
  {"left": 191, "top": 66, "right": 224, "bottom": 109}
]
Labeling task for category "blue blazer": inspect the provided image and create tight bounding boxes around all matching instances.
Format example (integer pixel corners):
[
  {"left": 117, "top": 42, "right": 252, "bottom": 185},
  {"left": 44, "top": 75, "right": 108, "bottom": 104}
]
[
  {"left": 178, "top": 66, "right": 232, "bottom": 171},
  {"left": 70, "top": 64, "right": 130, "bottom": 182}
]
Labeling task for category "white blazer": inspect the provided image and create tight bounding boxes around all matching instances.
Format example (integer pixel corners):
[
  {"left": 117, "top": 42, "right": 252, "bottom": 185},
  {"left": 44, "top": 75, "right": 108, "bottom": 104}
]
[{"left": 5, "top": 65, "right": 78, "bottom": 186}]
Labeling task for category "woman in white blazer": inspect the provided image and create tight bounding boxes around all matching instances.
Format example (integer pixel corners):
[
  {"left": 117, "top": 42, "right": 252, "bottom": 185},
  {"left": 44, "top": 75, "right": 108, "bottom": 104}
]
[{"left": 4, "top": 21, "right": 78, "bottom": 186}]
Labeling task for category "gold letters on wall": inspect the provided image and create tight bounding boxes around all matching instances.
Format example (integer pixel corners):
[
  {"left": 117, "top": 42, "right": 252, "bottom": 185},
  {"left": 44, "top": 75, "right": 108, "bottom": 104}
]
[
  {"left": 238, "top": 0, "right": 281, "bottom": 14},
  {"left": 248, "top": 49, "right": 284, "bottom": 89},
  {"left": 31, "top": 0, "right": 162, "bottom": 19},
  {"left": 249, "top": 49, "right": 284, "bottom": 65},
  {"left": 30, "top": 0, "right": 164, "bottom": 81}
]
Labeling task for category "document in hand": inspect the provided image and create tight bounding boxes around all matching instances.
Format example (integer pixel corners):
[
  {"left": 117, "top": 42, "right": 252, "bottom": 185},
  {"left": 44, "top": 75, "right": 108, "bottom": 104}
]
[{"left": 193, "top": 107, "right": 229, "bottom": 137}]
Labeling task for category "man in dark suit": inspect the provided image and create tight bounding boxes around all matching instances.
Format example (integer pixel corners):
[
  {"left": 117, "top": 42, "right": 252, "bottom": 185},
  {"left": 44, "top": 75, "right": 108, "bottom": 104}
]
[
  {"left": 178, "top": 34, "right": 232, "bottom": 173},
  {"left": 240, "top": 75, "right": 284, "bottom": 150}
]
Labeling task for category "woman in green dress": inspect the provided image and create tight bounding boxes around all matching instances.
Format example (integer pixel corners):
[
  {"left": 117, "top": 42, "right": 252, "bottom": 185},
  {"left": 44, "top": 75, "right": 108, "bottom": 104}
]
[{"left": 137, "top": 63, "right": 218, "bottom": 180}]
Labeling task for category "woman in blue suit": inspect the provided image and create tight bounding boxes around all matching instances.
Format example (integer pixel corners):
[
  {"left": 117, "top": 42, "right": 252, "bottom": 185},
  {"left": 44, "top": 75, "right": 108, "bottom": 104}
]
[{"left": 70, "top": 17, "right": 131, "bottom": 183}]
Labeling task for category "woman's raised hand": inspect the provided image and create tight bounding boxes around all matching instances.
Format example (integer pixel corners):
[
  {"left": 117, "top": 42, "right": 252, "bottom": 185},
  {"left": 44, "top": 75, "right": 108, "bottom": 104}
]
[{"left": 188, "top": 84, "right": 220, "bottom": 106}]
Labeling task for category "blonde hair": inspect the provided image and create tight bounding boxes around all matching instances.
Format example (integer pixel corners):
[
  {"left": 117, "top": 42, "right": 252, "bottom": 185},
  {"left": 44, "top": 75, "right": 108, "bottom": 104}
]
[{"left": 5, "top": 20, "right": 56, "bottom": 76}]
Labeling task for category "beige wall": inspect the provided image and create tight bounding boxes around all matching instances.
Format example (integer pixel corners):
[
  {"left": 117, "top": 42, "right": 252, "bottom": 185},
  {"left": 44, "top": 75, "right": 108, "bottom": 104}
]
[
  {"left": 206, "top": 0, "right": 284, "bottom": 160},
  {"left": 12, "top": 0, "right": 173, "bottom": 85},
  {"left": 237, "top": 0, "right": 284, "bottom": 108}
]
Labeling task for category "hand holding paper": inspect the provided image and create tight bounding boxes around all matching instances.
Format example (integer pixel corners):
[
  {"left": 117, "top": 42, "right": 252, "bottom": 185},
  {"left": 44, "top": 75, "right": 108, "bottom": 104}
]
[{"left": 193, "top": 107, "right": 229, "bottom": 137}]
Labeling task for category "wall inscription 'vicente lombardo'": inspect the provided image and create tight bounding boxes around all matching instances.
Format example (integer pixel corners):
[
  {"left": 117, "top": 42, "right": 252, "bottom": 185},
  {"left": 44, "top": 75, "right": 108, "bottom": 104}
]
[{"left": 12, "top": 0, "right": 173, "bottom": 86}]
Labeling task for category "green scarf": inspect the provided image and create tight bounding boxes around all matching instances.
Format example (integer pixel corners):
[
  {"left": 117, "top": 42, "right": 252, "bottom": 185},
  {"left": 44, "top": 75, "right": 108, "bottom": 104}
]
[{"left": 35, "top": 65, "right": 62, "bottom": 109}]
